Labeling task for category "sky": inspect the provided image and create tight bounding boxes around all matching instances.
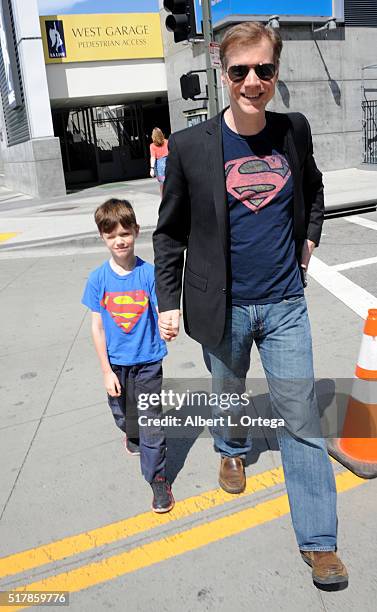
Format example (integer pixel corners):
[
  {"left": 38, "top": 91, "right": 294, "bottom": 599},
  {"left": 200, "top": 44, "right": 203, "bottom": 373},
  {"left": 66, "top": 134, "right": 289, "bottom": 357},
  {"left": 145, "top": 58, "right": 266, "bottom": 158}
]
[{"left": 37, "top": 0, "right": 159, "bottom": 15}]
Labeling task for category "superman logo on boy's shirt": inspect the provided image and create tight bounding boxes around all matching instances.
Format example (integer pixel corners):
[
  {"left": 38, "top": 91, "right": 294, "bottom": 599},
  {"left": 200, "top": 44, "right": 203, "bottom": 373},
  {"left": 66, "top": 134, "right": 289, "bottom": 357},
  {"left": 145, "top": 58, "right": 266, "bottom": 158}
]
[
  {"left": 225, "top": 154, "right": 291, "bottom": 212},
  {"left": 100, "top": 290, "right": 149, "bottom": 333}
]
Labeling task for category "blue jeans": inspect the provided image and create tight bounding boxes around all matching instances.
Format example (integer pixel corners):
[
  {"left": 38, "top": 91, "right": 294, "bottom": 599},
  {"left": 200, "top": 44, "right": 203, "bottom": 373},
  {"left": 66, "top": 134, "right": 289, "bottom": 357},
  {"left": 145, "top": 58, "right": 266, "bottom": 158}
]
[
  {"left": 204, "top": 297, "right": 337, "bottom": 551},
  {"left": 108, "top": 361, "right": 166, "bottom": 483}
]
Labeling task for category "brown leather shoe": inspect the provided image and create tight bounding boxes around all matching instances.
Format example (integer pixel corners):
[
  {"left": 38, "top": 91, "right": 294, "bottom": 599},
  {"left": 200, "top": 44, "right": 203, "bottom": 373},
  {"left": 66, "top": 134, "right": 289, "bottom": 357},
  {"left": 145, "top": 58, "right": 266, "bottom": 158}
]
[
  {"left": 301, "top": 551, "right": 348, "bottom": 588},
  {"left": 219, "top": 456, "right": 246, "bottom": 494}
]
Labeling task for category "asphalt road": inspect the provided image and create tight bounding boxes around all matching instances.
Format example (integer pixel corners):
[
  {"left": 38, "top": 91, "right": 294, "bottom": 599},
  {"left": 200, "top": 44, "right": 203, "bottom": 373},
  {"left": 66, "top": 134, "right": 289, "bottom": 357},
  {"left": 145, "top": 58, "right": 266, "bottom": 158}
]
[{"left": 0, "top": 191, "right": 376, "bottom": 611}]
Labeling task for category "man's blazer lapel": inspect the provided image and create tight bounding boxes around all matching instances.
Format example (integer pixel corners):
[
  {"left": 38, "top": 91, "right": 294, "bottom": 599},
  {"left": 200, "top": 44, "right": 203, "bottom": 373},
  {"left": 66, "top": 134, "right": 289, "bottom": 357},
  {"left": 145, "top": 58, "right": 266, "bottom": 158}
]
[{"left": 205, "top": 114, "right": 228, "bottom": 258}]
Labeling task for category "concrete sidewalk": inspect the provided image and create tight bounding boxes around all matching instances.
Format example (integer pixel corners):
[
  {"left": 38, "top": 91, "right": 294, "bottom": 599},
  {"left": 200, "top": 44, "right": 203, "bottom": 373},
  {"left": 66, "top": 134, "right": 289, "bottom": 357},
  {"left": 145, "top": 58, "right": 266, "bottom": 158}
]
[
  {"left": 0, "top": 167, "right": 377, "bottom": 252},
  {"left": 0, "top": 178, "right": 160, "bottom": 252},
  {"left": 324, "top": 166, "right": 377, "bottom": 210}
]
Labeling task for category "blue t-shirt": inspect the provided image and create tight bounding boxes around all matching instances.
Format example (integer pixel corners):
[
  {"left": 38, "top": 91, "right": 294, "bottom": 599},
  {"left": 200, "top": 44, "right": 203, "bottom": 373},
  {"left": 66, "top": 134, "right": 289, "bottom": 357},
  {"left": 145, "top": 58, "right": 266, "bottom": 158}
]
[
  {"left": 222, "top": 117, "right": 303, "bottom": 304},
  {"left": 82, "top": 257, "right": 167, "bottom": 366}
]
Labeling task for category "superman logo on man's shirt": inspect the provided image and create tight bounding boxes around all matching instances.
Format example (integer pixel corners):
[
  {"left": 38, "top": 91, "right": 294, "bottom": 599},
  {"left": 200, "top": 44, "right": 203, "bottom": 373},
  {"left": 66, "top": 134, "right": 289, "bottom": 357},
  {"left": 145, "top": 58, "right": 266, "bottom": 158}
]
[
  {"left": 225, "top": 153, "right": 291, "bottom": 212},
  {"left": 100, "top": 290, "right": 149, "bottom": 333}
]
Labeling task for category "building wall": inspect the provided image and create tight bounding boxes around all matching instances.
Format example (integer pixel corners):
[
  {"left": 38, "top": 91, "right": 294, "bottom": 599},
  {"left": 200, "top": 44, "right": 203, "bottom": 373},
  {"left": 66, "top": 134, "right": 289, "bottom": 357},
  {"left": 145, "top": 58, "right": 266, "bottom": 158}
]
[
  {"left": 268, "top": 25, "right": 377, "bottom": 170},
  {"left": 2, "top": 137, "right": 65, "bottom": 196},
  {"left": 0, "top": 0, "right": 66, "bottom": 196},
  {"left": 160, "top": 9, "right": 377, "bottom": 171},
  {"left": 46, "top": 58, "right": 167, "bottom": 106},
  {"left": 0, "top": 5, "right": 168, "bottom": 196}
]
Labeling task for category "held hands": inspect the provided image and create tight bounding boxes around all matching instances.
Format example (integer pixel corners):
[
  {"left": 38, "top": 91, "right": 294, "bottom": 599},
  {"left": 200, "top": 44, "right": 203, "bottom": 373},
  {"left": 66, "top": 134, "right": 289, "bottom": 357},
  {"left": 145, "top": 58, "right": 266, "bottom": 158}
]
[
  {"left": 158, "top": 309, "right": 181, "bottom": 342},
  {"left": 104, "top": 370, "right": 121, "bottom": 397}
]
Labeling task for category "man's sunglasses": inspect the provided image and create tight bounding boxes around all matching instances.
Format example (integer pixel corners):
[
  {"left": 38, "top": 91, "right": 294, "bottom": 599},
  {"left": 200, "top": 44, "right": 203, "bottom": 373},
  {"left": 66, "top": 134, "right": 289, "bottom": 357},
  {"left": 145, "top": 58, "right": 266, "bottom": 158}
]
[{"left": 227, "top": 63, "right": 276, "bottom": 83}]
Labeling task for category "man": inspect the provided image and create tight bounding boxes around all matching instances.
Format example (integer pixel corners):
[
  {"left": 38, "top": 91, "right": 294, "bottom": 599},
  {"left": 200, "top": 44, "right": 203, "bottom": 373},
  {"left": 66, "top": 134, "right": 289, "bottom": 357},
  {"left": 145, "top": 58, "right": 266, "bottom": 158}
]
[{"left": 153, "top": 22, "right": 348, "bottom": 589}]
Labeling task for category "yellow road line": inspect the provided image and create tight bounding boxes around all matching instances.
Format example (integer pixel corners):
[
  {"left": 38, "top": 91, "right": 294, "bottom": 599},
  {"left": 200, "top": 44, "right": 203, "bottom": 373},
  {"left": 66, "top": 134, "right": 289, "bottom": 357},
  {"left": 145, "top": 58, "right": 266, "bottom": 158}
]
[
  {"left": 0, "top": 467, "right": 285, "bottom": 579},
  {"left": 0, "top": 232, "right": 18, "bottom": 243},
  {"left": 2, "top": 471, "right": 365, "bottom": 611}
]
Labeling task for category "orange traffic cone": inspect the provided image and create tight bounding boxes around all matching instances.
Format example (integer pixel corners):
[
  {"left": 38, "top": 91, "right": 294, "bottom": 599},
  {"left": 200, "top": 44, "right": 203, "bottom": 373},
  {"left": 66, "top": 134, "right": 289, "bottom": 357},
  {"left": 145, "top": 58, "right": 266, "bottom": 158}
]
[{"left": 327, "top": 309, "right": 377, "bottom": 478}]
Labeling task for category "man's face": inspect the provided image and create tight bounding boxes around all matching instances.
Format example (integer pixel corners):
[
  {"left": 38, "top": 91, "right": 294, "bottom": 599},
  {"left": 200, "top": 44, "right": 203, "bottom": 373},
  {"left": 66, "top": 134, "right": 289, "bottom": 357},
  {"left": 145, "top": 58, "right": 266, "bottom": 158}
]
[{"left": 222, "top": 37, "right": 278, "bottom": 118}]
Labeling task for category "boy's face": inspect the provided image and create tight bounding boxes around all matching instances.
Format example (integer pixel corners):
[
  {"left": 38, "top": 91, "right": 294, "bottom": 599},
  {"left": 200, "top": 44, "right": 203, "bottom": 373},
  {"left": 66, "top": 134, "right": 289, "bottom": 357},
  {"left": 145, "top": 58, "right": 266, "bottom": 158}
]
[{"left": 101, "top": 222, "right": 139, "bottom": 261}]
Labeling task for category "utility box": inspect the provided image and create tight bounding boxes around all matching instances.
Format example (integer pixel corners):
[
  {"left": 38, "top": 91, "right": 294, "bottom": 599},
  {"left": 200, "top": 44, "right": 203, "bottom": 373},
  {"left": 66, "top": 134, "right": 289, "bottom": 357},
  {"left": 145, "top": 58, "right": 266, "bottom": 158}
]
[{"left": 183, "top": 107, "right": 207, "bottom": 128}]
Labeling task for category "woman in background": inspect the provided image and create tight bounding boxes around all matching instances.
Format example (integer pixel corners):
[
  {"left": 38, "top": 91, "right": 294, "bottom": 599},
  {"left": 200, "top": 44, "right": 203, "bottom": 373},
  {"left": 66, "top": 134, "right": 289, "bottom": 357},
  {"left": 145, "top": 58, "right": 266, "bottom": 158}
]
[{"left": 149, "top": 127, "right": 168, "bottom": 196}]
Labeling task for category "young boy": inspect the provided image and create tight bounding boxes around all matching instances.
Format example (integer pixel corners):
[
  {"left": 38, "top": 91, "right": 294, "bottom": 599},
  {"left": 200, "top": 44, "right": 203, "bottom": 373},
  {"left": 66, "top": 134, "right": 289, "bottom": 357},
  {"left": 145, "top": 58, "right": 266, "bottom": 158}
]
[{"left": 82, "top": 198, "right": 174, "bottom": 513}]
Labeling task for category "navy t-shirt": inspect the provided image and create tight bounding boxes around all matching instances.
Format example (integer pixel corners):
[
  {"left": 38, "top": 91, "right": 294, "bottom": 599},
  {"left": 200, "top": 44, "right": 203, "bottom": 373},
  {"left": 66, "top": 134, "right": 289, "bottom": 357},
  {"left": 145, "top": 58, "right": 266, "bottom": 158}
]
[{"left": 222, "top": 117, "right": 303, "bottom": 304}]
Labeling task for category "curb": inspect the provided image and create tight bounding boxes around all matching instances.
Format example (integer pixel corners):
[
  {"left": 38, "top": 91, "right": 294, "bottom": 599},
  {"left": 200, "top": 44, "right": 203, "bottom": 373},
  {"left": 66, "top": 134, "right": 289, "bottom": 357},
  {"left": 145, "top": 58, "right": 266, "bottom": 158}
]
[
  {"left": 0, "top": 227, "right": 155, "bottom": 252},
  {"left": 324, "top": 198, "right": 377, "bottom": 213}
]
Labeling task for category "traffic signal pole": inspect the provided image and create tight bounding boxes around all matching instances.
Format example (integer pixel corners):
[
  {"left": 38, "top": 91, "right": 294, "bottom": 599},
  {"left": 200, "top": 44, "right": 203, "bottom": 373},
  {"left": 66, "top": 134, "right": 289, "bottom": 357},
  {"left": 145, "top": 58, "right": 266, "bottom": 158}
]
[
  {"left": 201, "top": 0, "right": 219, "bottom": 118},
  {"left": 164, "top": 0, "right": 219, "bottom": 116}
]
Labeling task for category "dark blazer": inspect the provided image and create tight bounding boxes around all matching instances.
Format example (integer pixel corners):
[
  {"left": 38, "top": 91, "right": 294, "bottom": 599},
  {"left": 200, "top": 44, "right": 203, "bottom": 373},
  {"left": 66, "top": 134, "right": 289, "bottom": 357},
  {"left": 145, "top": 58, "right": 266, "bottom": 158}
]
[{"left": 153, "top": 109, "right": 324, "bottom": 349}]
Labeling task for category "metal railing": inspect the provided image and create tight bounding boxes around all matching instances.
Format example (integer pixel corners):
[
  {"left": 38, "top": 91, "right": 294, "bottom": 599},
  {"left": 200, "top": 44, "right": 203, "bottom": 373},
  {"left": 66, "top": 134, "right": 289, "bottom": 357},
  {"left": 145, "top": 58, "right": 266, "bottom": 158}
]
[{"left": 362, "top": 99, "right": 377, "bottom": 164}]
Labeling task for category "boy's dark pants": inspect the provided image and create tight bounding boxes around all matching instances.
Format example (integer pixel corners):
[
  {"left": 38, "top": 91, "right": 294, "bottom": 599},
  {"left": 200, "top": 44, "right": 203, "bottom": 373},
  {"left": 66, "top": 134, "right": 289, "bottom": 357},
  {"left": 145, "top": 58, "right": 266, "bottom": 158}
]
[{"left": 107, "top": 360, "right": 166, "bottom": 483}]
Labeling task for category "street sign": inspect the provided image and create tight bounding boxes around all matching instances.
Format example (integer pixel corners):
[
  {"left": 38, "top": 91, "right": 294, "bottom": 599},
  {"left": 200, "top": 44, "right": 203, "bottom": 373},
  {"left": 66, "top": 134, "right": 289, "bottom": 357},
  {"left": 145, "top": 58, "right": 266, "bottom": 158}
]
[{"left": 209, "top": 41, "right": 221, "bottom": 68}]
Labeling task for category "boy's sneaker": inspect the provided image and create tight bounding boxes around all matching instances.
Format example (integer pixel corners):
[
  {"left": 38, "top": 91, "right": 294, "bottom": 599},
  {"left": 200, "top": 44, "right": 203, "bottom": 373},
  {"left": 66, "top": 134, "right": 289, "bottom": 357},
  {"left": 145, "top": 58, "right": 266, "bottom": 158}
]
[
  {"left": 123, "top": 435, "right": 140, "bottom": 456},
  {"left": 150, "top": 476, "right": 175, "bottom": 513}
]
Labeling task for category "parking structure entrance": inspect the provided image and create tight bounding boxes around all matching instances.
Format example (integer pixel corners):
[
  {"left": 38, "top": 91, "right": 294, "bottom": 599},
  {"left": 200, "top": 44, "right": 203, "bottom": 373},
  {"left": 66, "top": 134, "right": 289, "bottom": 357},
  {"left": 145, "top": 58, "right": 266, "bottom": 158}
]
[{"left": 52, "top": 100, "right": 170, "bottom": 189}]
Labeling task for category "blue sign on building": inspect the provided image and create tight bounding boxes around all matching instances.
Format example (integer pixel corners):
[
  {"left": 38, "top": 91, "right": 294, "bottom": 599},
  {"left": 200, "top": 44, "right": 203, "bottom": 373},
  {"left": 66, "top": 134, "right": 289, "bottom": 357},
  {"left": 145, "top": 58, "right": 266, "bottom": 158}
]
[{"left": 194, "top": 1, "right": 340, "bottom": 33}]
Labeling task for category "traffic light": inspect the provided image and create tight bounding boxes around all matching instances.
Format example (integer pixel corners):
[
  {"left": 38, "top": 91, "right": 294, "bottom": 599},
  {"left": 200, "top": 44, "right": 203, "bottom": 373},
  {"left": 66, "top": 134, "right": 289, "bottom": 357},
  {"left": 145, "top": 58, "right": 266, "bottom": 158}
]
[
  {"left": 164, "top": 0, "right": 198, "bottom": 43},
  {"left": 180, "top": 73, "right": 201, "bottom": 100}
]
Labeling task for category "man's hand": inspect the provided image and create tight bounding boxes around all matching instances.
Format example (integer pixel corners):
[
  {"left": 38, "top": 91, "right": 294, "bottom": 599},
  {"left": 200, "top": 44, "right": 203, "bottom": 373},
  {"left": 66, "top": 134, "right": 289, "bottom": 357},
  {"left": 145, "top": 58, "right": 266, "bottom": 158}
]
[
  {"left": 158, "top": 309, "right": 181, "bottom": 341},
  {"left": 104, "top": 370, "right": 121, "bottom": 397},
  {"left": 300, "top": 239, "right": 316, "bottom": 270}
]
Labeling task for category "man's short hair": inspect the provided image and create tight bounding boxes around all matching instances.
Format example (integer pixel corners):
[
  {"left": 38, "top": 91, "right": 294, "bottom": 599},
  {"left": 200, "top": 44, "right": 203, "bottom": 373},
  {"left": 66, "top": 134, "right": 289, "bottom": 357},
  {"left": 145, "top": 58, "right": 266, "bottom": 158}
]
[
  {"left": 94, "top": 198, "right": 138, "bottom": 234},
  {"left": 220, "top": 21, "right": 283, "bottom": 69}
]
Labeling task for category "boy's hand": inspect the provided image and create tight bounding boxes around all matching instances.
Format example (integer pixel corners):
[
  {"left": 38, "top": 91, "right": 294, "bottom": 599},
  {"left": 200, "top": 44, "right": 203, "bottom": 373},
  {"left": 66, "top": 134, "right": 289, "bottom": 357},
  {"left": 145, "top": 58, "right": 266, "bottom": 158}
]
[
  {"left": 104, "top": 371, "right": 121, "bottom": 397},
  {"left": 158, "top": 309, "right": 180, "bottom": 341}
]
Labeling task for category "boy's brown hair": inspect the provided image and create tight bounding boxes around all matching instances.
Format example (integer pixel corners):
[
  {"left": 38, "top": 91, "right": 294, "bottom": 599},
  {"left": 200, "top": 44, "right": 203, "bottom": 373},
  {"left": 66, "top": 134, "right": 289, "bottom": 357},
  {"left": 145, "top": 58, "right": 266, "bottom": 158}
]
[
  {"left": 94, "top": 198, "right": 138, "bottom": 234},
  {"left": 220, "top": 21, "right": 283, "bottom": 69}
]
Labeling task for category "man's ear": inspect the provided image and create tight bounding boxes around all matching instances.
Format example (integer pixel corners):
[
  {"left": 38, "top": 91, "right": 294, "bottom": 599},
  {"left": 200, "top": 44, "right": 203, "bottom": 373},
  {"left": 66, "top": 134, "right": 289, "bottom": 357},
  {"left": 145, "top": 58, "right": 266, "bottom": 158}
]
[
  {"left": 134, "top": 224, "right": 140, "bottom": 238},
  {"left": 220, "top": 67, "right": 227, "bottom": 86}
]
